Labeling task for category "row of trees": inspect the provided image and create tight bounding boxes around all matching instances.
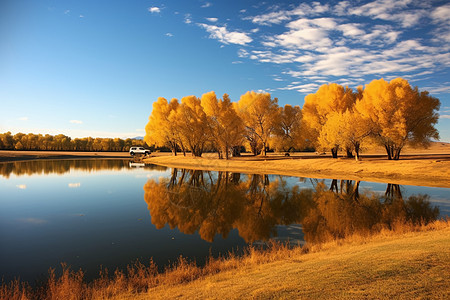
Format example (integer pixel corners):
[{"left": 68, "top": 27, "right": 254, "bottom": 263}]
[
  {"left": 145, "top": 77, "right": 440, "bottom": 160},
  {"left": 0, "top": 132, "right": 147, "bottom": 152},
  {"left": 144, "top": 91, "right": 303, "bottom": 158}
]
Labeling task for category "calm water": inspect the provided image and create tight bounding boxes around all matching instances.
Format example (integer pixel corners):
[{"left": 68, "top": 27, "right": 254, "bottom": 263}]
[{"left": 1, "top": 159, "right": 449, "bottom": 283}]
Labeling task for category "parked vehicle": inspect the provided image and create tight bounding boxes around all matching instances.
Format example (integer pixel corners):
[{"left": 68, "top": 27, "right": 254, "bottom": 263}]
[{"left": 129, "top": 147, "right": 151, "bottom": 156}]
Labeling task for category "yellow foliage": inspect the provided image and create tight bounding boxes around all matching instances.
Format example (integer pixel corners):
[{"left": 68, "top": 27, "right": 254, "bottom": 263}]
[
  {"left": 171, "top": 95, "right": 210, "bottom": 157},
  {"left": 144, "top": 97, "right": 180, "bottom": 153},
  {"left": 355, "top": 78, "right": 440, "bottom": 159},
  {"left": 302, "top": 83, "right": 356, "bottom": 155},
  {"left": 236, "top": 91, "right": 280, "bottom": 155},
  {"left": 201, "top": 92, "right": 244, "bottom": 159}
]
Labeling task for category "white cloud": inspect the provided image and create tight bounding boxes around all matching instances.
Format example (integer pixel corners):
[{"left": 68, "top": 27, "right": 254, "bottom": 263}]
[
  {"left": 201, "top": 2, "right": 212, "bottom": 8},
  {"left": 348, "top": 0, "right": 426, "bottom": 27},
  {"left": 279, "top": 83, "right": 320, "bottom": 93},
  {"left": 165, "top": 32, "right": 173, "bottom": 37},
  {"left": 68, "top": 183, "right": 81, "bottom": 188},
  {"left": 184, "top": 14, "right": 192, "bottom": 24},
  {"left": 248, "top": 10, "right": 291, "bottom": 25},
  {"left": 70, "top": 120, "right": 83, "bottom": 124},
  {"left": 431, "top": 4, "right": 450, "bottom": 24},
  {"left": 440, "top": 115, "right": 450, "bottom": 119},
  {"left": 206, "top": 17, "right": 218, "bottom": 22},
  {"left": 337, "top": 24, "right": 365, "bottom": 37},
  {"left": 79, "top": 14, "right": 84, "bottom": 18},
  {"left": 148, "top": 7, "right": 161, "bottom": 14},
  {"left": 198, "top": 24, "right": 252, "bottom": 45}
]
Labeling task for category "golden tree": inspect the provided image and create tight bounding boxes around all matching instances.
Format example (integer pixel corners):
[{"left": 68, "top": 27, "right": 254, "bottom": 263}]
[
  {"left": 317, "top": 110, "right": 371, "bottom": 160},
  {"left": 235, "top": 91, "right": 280, "bottom": 156},
  {"left": 201, "top": 91, "right": 244, "bottom": 159},
  {"left": 302, "top": 83, "right": 356, "bottom": 158},
  {"left": 144, "top": 97, "right": 181, "bottom": 155},
  {"left": 355, "top": 78, "right": 440, "bottom": 160},
  {"left": 272, "top": 104, "right": 303, "bottom": 153},
  {"left": 172, "top": 95, "right": 210, "bottom": 157}
]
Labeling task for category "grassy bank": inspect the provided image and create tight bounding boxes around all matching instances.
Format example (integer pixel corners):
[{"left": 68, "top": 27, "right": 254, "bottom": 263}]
[
  {"left": 144, "top": 154, "right": 450, "bottom": 188},
  {"left": 141, "top": 220, "right": 450, "bottom": 300},
  {"left": 2, "top": 220, "right": 449, "bottom": 299}
]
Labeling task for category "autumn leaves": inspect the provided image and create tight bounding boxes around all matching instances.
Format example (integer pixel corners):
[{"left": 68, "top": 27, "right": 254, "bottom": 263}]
[{"left": 145, "top": 77, "right": 440, "bottom": 160}]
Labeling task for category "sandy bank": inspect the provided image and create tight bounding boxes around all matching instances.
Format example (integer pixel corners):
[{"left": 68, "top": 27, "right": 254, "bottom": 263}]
[{"left": 144, "top": 154, "right": 450, "bottom": 188}]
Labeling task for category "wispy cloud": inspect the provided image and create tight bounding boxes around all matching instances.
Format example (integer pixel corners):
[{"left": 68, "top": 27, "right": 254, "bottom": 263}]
[
  {"left": 201, "top": 2, "right": 212, "bottom": 8},
  {"left": 198, "top": 24, "right": 252, "bottom": 45},
  {"left": 206, "top": 17, "right": 218, "bottom": 22},
  {"left": 165, "top": 32, "right": 173, "bottom": 37},
  {"left": 70, "top": 120, "right": 83, "bottom": 124},
  {"left": 148, "top": 7, "right": 161, "bottom": 14}
]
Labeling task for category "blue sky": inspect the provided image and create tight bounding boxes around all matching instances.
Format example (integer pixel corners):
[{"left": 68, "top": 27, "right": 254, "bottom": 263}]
[{"left": 1, "top": 0, "right": 450, "bottom": 141}]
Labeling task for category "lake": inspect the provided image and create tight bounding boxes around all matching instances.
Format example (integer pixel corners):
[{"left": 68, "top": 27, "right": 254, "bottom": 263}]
[{"left": 1, "top": 159, "right": 449, "bottom": 283}]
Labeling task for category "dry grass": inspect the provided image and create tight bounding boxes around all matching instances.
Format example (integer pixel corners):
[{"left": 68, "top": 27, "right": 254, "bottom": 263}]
[{"left": 2, "top": 219, "right": 449, "bottom": 300}]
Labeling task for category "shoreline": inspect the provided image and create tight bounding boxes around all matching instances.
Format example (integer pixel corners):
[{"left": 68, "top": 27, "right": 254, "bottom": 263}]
[
  {"left": 1, "top": 150, "right": 449, "bottom": 188},
  {"left": 144, "top": 154, "right": 450, "bottom": 188}
]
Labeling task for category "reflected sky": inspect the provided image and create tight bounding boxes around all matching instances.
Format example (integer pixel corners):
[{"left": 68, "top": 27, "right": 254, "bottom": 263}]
[{"left": 0, "top": 160, "right": 449, "bottom": 283}]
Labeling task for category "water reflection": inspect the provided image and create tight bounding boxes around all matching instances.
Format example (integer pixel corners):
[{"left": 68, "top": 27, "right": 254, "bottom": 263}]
[
  {"left": 0, "top": 159, "right": 167, "bottom": 178},
  {"left": 143, "top": 169, "right": 440, "bottom": 244}
]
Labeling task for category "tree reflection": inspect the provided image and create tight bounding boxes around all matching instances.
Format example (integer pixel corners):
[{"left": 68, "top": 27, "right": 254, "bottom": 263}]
[{"left": 143, "top": 172, "right": 440, "bottom": 244}]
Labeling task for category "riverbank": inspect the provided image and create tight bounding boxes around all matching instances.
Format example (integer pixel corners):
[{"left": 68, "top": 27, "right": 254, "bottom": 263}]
[{"left": 144, "top": 153, "right": 450, "bottom": 188}]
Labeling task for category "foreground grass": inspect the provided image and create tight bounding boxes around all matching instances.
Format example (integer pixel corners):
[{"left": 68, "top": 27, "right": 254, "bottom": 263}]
[
  {"left": 144, "top": 154, "right": 450, "bottom": 188},
  {"left": 2, "top": 220, "right": 449, "bottom": 299},
  {"left": 131, "top": 220, "right": 450, "bottom": 300}
]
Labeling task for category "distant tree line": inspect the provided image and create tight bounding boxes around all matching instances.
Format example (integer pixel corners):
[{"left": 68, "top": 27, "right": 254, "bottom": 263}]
[
  {"left": 145, "top": 77, "right": 440, "bottom": 160},
  {"left": 0, "top": 132, "right": 148, "bottom": 152}
]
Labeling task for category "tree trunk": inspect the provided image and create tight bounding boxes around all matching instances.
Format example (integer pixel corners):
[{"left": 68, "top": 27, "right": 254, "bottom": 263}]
[
  {"left": 354, "top": 142, "right": 360, "bottom": 161},
  {"left": 346, "top": 147, "right": 354, "bottom": 158},
  {"left": 393, "top": 147, "right": 402, "bottom": 160},
  {"left": 384, "top": 144, "right": 392, "bottom": 160},
  {"left": 331, "top": 147, "right": 338, "bottom": 158}
]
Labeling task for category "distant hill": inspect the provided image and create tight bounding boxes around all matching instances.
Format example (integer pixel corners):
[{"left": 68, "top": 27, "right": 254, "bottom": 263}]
[{"left": 130, "top": 136, "right": 144, "bottom": 140}]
